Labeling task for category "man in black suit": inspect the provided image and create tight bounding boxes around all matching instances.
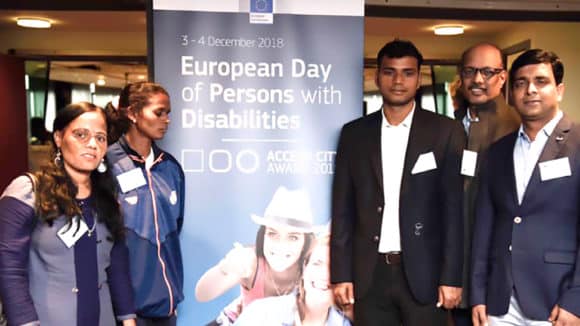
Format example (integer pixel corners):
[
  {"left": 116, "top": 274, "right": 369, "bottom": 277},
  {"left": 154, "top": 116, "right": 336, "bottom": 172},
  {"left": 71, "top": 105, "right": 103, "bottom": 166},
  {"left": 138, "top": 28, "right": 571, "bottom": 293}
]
[{"left": 330, "top": 39, "right": 465, "bottom": 325}]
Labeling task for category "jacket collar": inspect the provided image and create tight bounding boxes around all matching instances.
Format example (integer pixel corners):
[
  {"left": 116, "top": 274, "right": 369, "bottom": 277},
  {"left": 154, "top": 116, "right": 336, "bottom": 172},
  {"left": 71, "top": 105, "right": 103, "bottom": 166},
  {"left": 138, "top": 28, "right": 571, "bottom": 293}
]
[
  {"left": 515, "top": 112, "right": 572, "bottom": 207},
  {"left": 118, "top": 135, "right": 163, "bottom": 162},
  {"left": 454, "top": 95, "right": 506, "bottom": 121}
]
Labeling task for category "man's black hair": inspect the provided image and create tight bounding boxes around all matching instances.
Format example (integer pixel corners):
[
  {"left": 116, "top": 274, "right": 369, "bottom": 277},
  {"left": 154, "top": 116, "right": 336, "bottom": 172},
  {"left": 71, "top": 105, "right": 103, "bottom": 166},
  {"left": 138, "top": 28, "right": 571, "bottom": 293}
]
[{"left": 376, "top": 39, "right": 423, "bottom": 70}]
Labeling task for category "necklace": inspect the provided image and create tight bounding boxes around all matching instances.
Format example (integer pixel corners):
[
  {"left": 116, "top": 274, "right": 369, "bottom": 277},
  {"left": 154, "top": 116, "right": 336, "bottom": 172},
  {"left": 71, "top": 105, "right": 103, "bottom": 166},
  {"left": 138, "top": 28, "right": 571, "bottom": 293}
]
[
  {"left": 267, "top": 268, "right": 298, "bottom": 296},
  {"left": 87, "top": 218, "right": 97, "bottom": 237},
  {"left": 78, "top": 199, "right": 97, "bottom": 237}
]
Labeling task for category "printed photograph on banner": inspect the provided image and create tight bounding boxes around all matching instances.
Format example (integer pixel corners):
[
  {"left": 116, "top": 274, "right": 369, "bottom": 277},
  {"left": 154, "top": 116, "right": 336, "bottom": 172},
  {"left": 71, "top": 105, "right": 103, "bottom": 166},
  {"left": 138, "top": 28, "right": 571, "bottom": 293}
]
[
  {"left": 195, "top": 186, "right": 349, "bottom": 325},
  {"left": 233, "top": 232, "right": 352, "bottom": 325}
]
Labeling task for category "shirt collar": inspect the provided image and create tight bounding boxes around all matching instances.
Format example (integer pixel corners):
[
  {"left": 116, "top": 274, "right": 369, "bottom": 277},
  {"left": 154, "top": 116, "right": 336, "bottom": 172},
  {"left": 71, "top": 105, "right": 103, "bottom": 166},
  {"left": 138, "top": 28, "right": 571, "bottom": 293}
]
[
  {"left": 518, "top": 109, "right": 563, "bottom": 141},
  {"left": 465, "top": 107, "right": 480, "bottom": 122},
  {"left": 381, "top": 101, "right": 416, "bottom": 129}
]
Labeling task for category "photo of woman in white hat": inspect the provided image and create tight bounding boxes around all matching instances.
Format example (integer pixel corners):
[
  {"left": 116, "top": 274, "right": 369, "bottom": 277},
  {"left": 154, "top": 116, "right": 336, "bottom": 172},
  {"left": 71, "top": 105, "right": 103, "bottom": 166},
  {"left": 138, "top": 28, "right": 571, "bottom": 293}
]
[
  {"left": 233, "top": 234, "right": 352, "bottom": 326},
  {"left": 195, "top": 186, "right": 316, "bottom": 325}
]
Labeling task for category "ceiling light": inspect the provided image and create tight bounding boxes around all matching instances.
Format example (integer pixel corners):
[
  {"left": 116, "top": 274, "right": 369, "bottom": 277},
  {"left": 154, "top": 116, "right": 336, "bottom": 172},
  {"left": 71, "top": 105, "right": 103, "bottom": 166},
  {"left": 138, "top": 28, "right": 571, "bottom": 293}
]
[
  {"left": 16, "top": 17, "right": 51, "bottom": 29},
  {"left": 137, "top": 75, "right": 146, "bottom": 80},
  {"left": 434, "top": 25, "right": 464, "bottom": 36},
  {"left": 97, "top": 79, "right": 106, "bottom": 86}
]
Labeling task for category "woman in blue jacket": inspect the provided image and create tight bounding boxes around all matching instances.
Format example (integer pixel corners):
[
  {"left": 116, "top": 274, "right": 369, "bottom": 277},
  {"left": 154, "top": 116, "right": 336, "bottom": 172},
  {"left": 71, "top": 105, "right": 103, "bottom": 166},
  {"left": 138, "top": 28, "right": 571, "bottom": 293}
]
[
  {"left": 106, "top": 82, "right": 184, "bottom": 326},
  {"left": 0, "top": 102, "right": 136, "bottom": 326}
]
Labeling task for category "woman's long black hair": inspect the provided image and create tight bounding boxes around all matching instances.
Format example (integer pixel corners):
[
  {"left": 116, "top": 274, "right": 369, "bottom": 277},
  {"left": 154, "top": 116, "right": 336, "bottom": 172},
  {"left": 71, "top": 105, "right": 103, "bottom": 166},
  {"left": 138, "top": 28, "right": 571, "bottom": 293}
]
[{"left": 34, "top": 102, "right": 124, "bottom": 241}]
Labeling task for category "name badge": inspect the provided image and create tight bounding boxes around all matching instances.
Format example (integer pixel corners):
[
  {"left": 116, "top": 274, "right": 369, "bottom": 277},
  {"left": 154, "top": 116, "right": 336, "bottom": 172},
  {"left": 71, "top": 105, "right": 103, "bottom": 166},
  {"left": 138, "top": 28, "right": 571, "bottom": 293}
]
[
  {"left": 539, "top": 157, "right": 571, "bottom": 181},
  {"left": 57, "top": 217, "right": 88, "bottom": 248},
  {"left": 461, "top": 150, "right": 478, "bottom": 177},
  {"left": 117, "top": 168, "right": 147, "bottom": 193}
]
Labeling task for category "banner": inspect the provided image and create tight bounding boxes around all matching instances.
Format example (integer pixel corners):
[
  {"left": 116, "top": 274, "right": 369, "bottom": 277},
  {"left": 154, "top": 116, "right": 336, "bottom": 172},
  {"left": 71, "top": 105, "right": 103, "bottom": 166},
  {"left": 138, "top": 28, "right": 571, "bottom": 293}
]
[{"left": 152, "top": 1, "right": 363, "bottom": 324}]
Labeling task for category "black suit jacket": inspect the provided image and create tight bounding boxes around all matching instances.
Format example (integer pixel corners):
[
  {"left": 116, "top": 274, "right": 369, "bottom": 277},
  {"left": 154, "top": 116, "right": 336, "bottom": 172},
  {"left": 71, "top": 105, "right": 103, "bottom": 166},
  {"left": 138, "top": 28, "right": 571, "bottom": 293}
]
[
  {"left": 330, "top": 108, "right": 466, "bottom": 304},
  {"left": 471, "top": 114, "right": 580, "bottom": 319}
]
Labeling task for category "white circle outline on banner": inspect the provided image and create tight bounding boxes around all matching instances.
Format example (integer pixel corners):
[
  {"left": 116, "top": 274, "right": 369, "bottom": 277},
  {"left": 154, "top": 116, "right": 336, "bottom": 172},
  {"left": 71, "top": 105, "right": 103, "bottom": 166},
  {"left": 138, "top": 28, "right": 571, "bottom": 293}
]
[{"left": 236, "top": 149, "right": 260, "bottom": 174}]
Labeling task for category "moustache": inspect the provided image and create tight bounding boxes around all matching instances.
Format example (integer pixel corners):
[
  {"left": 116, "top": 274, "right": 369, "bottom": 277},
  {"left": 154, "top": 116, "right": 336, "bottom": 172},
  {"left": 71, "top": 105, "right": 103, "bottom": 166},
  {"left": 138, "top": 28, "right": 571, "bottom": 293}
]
[{"left": 468, "top": 84, "right": 486, "bottom": 91}]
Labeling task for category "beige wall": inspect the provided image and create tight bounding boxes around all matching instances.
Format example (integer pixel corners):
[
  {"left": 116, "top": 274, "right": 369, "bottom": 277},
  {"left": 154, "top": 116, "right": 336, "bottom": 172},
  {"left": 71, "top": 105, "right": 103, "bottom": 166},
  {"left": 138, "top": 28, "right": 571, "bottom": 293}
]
[
  {"left": 365, "top": 34, "right": 490, "bottom": 60},
  {"left": 0, "top": 29, "right": 145, "bottom": 56},
  {"left": 493, "top": 22, "right": 580, "bottom": 120}
]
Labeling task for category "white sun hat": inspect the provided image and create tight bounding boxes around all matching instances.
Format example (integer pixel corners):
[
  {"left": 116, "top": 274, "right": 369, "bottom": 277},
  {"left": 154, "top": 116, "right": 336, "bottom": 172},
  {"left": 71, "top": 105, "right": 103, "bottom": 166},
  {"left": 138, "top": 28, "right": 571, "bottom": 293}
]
[{"left": 251, "top": 186, "right": 314, "bottom": 233}]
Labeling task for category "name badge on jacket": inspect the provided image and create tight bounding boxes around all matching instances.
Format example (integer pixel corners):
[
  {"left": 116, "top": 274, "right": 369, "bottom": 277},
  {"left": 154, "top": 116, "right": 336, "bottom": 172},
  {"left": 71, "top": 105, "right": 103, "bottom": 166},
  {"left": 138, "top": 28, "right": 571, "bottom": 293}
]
[
  {"left": 461, "top": 150, "right": 478, "bottom": 177},
  {"left": 411, "top": 151, "right": 437, "bottom": 174},
  {"left": 57, "top": 217, "right": 88, "bottom": 248},
  {"left": 117, "top": 168, "right": 147, "bottom": 193},
  {"left": 539, "top": 157, "right": 571, "bottom": 181}
]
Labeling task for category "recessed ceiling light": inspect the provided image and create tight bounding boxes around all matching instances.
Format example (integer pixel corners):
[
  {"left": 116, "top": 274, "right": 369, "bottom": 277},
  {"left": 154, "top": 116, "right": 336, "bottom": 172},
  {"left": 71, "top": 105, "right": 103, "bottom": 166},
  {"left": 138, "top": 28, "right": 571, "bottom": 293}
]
[
  {"left": 137, "top": 75, "right": 146, "bottom": 80},
  {"left": 16, "top": 17, "right": 51, "bottom": 29},
  {"left": 97, "top": 79, "right": 106, "bottom": 86},
  {"left": 434, "top": 25, "right": 464, "bottom": 36}
]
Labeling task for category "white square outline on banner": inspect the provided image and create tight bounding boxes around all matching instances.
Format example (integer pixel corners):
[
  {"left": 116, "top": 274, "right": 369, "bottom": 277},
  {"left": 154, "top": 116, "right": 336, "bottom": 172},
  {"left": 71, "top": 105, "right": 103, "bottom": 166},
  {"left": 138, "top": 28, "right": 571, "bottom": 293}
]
[{"left": 182, "top": 149, "right": 204, "bottom": 173}]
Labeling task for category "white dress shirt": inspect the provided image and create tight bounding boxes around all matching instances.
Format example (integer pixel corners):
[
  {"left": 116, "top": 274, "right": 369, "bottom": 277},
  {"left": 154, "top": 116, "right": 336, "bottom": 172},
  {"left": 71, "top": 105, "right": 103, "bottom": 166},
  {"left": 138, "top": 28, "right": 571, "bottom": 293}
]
[
  {"left": 513, "top": 110, "right": 562, "bottom": 204},
  {"left": 378, "top": 103, "right": 416, "bottom": 253}
]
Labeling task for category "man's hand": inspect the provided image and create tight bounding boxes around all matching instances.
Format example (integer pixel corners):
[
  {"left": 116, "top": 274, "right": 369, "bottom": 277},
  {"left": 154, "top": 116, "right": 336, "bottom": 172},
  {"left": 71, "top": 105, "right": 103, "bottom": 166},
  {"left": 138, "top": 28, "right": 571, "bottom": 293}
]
[
  {"left": 549, "top": 305, "right": 580, "bottom": 326},
  {"left": 333, "top": 282, "right": 355, "bottom": 310},
  {"left": 437, "top": 285, "right": 462, "bottom": 309},
  {"left": 472, "top": 304, "right": 488, "bottom": 326}
]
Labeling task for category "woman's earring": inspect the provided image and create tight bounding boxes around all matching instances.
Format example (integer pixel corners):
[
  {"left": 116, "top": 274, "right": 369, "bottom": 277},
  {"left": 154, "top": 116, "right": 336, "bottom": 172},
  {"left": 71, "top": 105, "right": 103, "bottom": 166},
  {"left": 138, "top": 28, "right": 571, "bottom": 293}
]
[
  {"left": 54, "top": 148, "right": 62, "bottom": 165},
  {"left": 97, "top": 159, "right": 107, "bottom": 173}
]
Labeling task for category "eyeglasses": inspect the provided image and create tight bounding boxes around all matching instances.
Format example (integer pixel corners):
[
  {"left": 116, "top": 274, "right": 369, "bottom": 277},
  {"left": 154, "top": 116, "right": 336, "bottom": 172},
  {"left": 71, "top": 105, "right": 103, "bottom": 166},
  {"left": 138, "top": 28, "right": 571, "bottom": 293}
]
[
  {"left": 461, "top": 67, "right": 504, "bottom": 80},
  {"left": 71, "top": 128, "right": 107, "bottom": 145}
]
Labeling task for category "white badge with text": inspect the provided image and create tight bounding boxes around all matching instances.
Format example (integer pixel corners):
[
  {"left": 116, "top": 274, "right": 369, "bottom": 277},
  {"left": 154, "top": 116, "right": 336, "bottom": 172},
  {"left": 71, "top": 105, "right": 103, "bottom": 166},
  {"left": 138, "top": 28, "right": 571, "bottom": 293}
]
[
  {"left": 539, "top": 157, "right": 571, "bottom": 181},
  {"left": 411, "top": 152, "right": 437, "bottom": 175},
  {"left": 117, "top": 168, "right": 147, "bottom": 193},
  {"left": 57, "top": 217, "right": 88, "bottom": 248},
  {"left": 461, "top": 150, "right": 478, "bottom": 177}
]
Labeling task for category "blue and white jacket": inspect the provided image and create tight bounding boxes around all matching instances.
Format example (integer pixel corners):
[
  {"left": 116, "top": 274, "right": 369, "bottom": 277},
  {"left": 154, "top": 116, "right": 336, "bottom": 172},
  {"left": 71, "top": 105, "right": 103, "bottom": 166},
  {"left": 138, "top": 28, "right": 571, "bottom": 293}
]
[{"left": 107, "top": 136, "right": 185, "bottom": 318}]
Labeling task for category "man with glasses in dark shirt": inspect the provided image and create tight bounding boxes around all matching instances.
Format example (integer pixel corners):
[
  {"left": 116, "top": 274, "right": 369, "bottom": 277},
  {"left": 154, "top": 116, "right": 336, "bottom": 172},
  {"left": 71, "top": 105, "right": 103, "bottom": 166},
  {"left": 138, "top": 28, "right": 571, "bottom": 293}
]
[{"left": 453, "top": 43, "right": 520, "bottom": 326}]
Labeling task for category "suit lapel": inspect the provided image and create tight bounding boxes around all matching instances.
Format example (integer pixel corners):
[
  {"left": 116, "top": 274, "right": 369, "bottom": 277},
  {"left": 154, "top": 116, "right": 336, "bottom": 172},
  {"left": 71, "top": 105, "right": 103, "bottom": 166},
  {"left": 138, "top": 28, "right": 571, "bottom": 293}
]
[
  {"left": 502, "top": 133, "right": 520, "bottom": 208},
  {"left": 454, "top": 107, "right": 467, "bottom": 121},
  {"left": 520, "top": 115, "right": 572, "bottom": 205},
  {"left": 467, "top": 98, "right": 501, "bottom": 153},
  {"left": 468, "top": 116, "right": 490, "bottom": 153},
  {"left": 400, "top": 108, "right": 432, "bottom": 199},
  {"left": 367, "top": 110, "right": 383, "bottom": 193}
]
